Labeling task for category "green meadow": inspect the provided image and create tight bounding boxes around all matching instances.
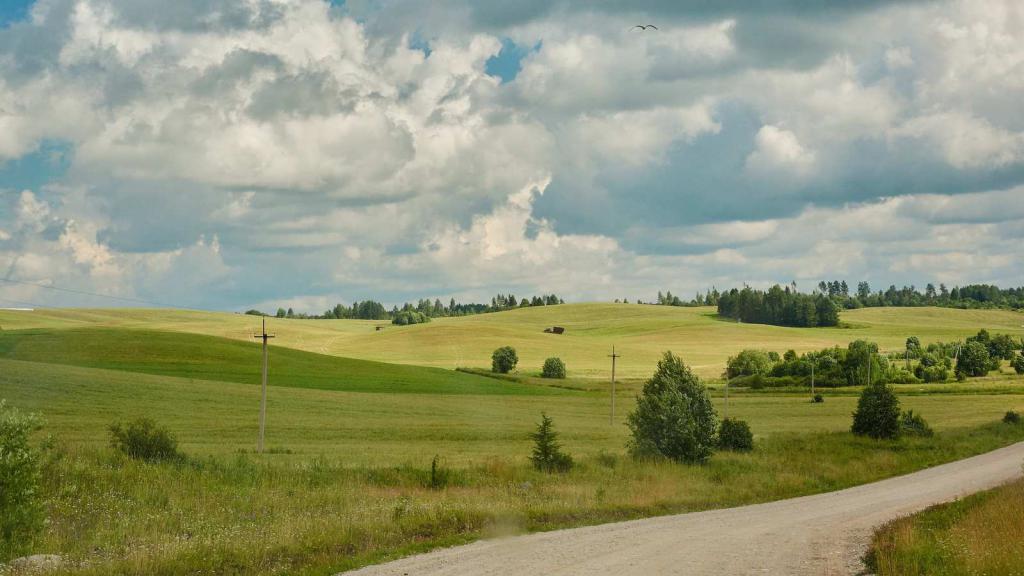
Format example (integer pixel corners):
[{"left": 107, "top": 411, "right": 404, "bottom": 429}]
[
  {"left": 3, "top": 304, "right": 1022, "bottom": 378},
  {"left": 1, "top": 305, "right": 1023, "bottom": 574}
]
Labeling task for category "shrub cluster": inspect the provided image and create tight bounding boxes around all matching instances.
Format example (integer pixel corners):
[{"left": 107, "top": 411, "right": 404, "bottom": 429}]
[
  {"left": 718, "top": 418, "right": 754, "bottom": 451},
  {"left": 899, "top": 410, "right": 933, "bottom": 437},
  {"left": 812, "top": 393, "right": 824, "bottom": 403},
  {"left": 391, "top": 310, "right": 431, "bottom": 325},
  {"left": 541, "top": 357, "right": 566, "bottom": 379},
  {"left": 109, "top": 417, "right": 181, "bottom": 462},
  {"left": 0, "top": 400, "right": 44, "bottom": 560},
  {"left": 1004, "top": 411, "right": 1021, "bottom": 425},
  {"left": 491, "top": 346, "right": 518, "bottom": 374}
]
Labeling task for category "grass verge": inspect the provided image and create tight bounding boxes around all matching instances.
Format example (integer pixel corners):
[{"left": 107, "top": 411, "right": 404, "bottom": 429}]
[{"left": 867, "top": 472, "right": 1024, "bottom": 575}]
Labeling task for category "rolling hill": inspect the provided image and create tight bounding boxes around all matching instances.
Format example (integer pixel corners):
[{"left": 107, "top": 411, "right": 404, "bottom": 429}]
[{"left": 2, "top": 304, "right": 1022, "bottom": 378}]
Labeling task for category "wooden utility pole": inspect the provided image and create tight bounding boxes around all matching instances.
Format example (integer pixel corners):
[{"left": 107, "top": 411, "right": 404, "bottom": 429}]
[
  {"left": 608, "top": 346, "right": 620, "bottom": 425},
  {"left": 724, "top": 373, "right": 730, "bottom": 419},
  {"left": 254, "top": 317, "right": 275, "bottom": 453},
  {"left": 810, "top": 360, "right": 815, "bottom": 399}
]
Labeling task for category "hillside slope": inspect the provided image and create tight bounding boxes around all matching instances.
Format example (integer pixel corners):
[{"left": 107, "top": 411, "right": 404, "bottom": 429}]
[
  {"left": 0, "top": 328, "right": 559, "bottom": 396},
  {"left": 2, "top": 304, "right": 1022, "bottom": 378}
]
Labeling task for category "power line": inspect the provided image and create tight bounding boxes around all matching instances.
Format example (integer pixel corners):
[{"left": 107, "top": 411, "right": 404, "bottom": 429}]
[
  {"left": 0, "top": 296, "right": 49, "bottom": 309},
  {"left": 0, "top": 277, "right": 208, "bottom": 310}
]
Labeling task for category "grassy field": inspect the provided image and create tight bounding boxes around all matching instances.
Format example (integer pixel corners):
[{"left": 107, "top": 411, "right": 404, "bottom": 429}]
[
  {"left": 2, "top": 304, "right": 1022, "bottom": 378},
  {"left": 3, "top": 355, "right": 1024, "bottom": 574},
  {"left": 2, "top": 306, "right": 1024, "bottom": 574},
  {"left": 868, "top": 476, "right": 1024, "bottom": 575},
  {"left": 3, "top": 355, "right": 1024, "bottom": 464},
  {"left": 0, "top": 328, "right": 556, "bottom": 396}
]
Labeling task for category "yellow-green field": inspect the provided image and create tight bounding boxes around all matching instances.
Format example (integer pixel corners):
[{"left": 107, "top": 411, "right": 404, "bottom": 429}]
[
  {"left": 2, "top": 304, "right": 1022, "bottom": 378},
  {"left": 3, "top": 304, "right": 1024, "bottom": 574},
  {"left": 3, "top": 358, "right": 1023, "bottom": 465}
]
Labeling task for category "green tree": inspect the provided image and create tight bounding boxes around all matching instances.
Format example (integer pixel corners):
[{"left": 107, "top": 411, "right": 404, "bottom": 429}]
[
  {"left": 957, "top": 341, "right": 992, "bottom": 377},
  {"left": 987, "top": 333, "right": 1018, "bottom": 361},
  {"left": 491, "top": 346, "right": 519, "bottom": 374},
  {"left": 905, "top": 336, "right": 921, "bottom": 356},
  {"left": 851, "top": 382, "right": 901, "bottom": 439},
  {"left": 1011, "top": 354, "right": 1024, "bottom": 375},
  {"left": 541, "top": 357, "right": 566, "bottom": 379},
  {"left": 0, "top": 400, "right": 44, "bottom": 560},
  {"left": 275, "top": 307, "right": 286, "bottom": 318},
  {"left": 843, "top": 340, "right": 887, "bottom": 386},
  {"left": 725, "top": 349, "right": 775, "bottom": 378},
  {"left": 529, "top": 413, "right": 573, "bottom": 473},
  {"left": 627, "top": 352, "right": 718, "bottom": 463}
]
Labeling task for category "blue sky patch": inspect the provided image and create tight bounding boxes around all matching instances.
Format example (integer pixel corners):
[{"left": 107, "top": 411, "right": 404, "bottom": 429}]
[
  {"left": 0, "top": 0, "right": 33, "bottom": 27},
  {"left": 0, "top": 140, "right": 73, "bottom": 192},
  {"left": 485, "top": 38, "right": 539, "bottom": 84}
]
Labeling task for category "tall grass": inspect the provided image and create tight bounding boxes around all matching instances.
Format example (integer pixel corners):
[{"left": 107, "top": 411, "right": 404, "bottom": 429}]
[
  {"left": 868, "top": 476, "right": 1024, "bottom": 575},
  {"left": 18, "top": 422, "right": 1024, "bottom": 575}
]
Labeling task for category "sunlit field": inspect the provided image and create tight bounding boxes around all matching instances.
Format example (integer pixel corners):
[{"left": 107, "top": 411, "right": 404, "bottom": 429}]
[
  {"left": 869, "top": 476, "right": 1024, "bottom": 575},
  {"left": 2, "top": 304, "right": 1022, "bottom": 378}
]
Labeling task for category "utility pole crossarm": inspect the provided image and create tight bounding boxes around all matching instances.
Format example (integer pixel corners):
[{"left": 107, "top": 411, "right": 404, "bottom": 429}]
[{"left": 608, "top": 346, "right": 621, "bottom": 425}]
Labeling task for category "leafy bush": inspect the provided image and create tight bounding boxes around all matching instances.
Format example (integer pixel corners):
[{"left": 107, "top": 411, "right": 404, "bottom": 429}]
[
  {"left": 725, "top": 349, "right": 775, "bottom": 378},
  {"left": 491, "top": 346, "right": 519, "bottom": 374},
  {"left": 541, "top": 357, "right": 566, "bottom": 379},
  {"left": 0, "top": 400, "right": 44, "bottom": 560},
  {"left": 627, "top": 352, "right": 718, "bottom": 463},
  {"left": 915, "top": 354, "right": 950, "bottom": 383},
  {"left": 812, "top": 393, "right": 824, "bottom": 403},
  {"left": 747, "top": 374, "right": 766, "bottom": 389},
  {"left": 1004, "top": 411, "right": 1021, "bottom": 425},
  {"left": 529, "top": 413, "right": 573, "bottom": 473},
  {"left": 1012, "top": 354, "right": 1024, "bottom": 375},
  {"left": 887, "top": 369, "right": 920, "bottom": 384},
  {"left": 718, "top": 418, "right": 754, "bottom": 451},
  {"left": 900, "top": 410, "right": 933, "bottom": 437},
  {"left": 109, "top": 417, "right": 180, "bottom": 462},
  {"left": 852, "top": 382, "right": 901, "bottom": 439}
]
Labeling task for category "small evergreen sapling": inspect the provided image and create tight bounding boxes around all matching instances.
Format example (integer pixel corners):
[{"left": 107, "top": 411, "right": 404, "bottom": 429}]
[
  {"left": 851, "top": 382, "right": 901, "bottom": 440},
  {"left": 529, "top": 413, "right": 573, "bottom": 473}
]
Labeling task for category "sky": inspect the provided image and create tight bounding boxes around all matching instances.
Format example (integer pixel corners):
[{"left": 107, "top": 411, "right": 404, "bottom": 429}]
[{"left": 0, "top": 0, "right": 1022, "bottom": 312}]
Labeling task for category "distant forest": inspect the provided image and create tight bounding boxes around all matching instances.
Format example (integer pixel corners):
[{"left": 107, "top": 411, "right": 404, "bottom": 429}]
[
  {"left": 246, "top": 293, "right": 565, "bottom": 322},
  {"left": 245, "top": 281, "right": 1024, "bottom": 329},
  {"left": 650, "top": 282, "right": 1024, "bottom": 328}
]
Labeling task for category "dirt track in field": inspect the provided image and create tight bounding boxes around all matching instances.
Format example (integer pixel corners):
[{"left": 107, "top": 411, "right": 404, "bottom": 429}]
[{"left": 343, "top": 441, "right": 1024, "bottom": 575}]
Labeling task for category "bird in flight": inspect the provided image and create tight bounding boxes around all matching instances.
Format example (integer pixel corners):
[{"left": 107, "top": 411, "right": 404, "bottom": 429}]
[{"left": 632, "top": 24, "right": 658, "bottom": 31}]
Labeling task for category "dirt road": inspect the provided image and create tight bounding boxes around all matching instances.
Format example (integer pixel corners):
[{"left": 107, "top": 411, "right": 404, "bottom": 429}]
[{"left": 343, "top": 441, "right": 1024, "bottom": 575}]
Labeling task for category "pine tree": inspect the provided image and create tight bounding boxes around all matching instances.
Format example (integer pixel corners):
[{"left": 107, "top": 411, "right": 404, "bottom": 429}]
[{"left": 529, "top": 413, "right": 573, "bottom": 472}]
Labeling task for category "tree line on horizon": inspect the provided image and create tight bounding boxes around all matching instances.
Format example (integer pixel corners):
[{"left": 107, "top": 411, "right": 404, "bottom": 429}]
[
  {"left": 245, "top": 293, "right": 565, "bottom": 321},
  {"left": 645, "top": 281, "right": 1022, "bottom": 328},
  {"left": 649, "top": 281, "right": 1023, "bottom": 311}
]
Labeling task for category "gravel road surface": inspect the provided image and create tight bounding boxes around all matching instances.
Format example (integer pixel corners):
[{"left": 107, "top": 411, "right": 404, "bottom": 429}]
[{"left": 343, "top": 441, "right": 1024, "bottom": 575}]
